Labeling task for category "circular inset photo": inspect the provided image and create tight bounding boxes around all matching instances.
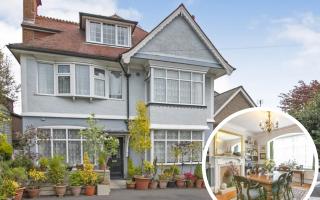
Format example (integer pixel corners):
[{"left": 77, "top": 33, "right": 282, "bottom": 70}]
[{"left": 202, "top": 108, "right": 319, "bottom": 200}]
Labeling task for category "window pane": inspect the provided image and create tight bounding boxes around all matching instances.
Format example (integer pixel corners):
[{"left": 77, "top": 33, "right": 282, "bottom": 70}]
[
  {"left": 94, "top": 68, "right": 105, "bottom": 79},
  {"left": 53, "top": 141, "right": 66, "bottom": 160},
  {"left": 180, "top": 81, "right": 191, "bottom": 104},
  {"left": 38, "top": 140, "right": 51, "bottom": 158},
  {"left": 75, "top": 64, "right": 90, "bottom": 95},
  {"left": 95, "top": 79, "right": 105, "bottom": 97},
  {"left": 154, "top": 78, "right": 166, "bottom": 102},
  {"left": 154, "top": 130, "right": 166, "bottom": 140},
  {"left": 58, "top": 76, "right": 70, "bottom": 94},
  {"left": 180, "top": 130, "right": 191, "bottom": 140},
  {"left": 53, "top": 129, "right": 66, "bottom": 139},
  {"left": 117, "top": 26, "right": 128, "bottom": 46},
  {"left": 154, "top": 69, "right": 165, "bottom": 78},
  {"left": 167, "top": 70, "right": 178, "bottom": 79},
  {"left": 58, "top": 65, "right": 70, "bottom": 73},
  {"left": 192, "top": 82, "right": 203, "bottom": 105},
  {"left": 192, "top": 131, "right": 203, "bottom": 140},
  {"left": 103, "top": 24, "right": 115, "bottom": 45},
  {"left": 192, "top": 141, "right": 202, "bottom": 162},
  {"left": 192, "top": 73, "right": 203, "bottom": 82},
  {"left": 38, "top": 63, "right": 54, "bottom": 94},
  {"left": 154, "top": 141, "right": 165, "bottom": 163},
  {"left": 68, "top": 129, "right": 81, "bottom": 139},
  {"left": 38, "top": 129, "right": 51, "bottom": 139},
  {"left": 167, "top": 79, "right": 178, "bottom": 103},
  {"left": 180, "top": 71, "right": 191, "bottom": 80},
  {"left": 109, "top": 71, "right": 122, "bottom": 99},
  {"left": 68, "top": 141, "right": 81, "bottom": 165},
  {"left": 167, "top": 142, "right": 178, "bottom": 163},
  {"left": 167, "top": 130, "right": 178, "bottom": 140},
  {"left": 90, "top": 22, "right": 101, "bottom": 42}
]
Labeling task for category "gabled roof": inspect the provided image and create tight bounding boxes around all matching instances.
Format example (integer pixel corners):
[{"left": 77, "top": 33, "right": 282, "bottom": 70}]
[
  {"left": 214, "top": 86, "right": 256, "bottom": 116},
  {"left": 121, "top": 4, "right": 235, "bottom": 74}
]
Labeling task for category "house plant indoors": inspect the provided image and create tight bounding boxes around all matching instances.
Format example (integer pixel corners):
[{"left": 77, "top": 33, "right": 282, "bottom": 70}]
[
  {"left": 48, "top": 156, "right": 67, "bottom": 197},
  {"left": 69, "top": 170, "right": 83, "bottom": 196}
]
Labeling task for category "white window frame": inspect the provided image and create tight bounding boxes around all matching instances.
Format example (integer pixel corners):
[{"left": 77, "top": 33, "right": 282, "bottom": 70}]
[
  {"left": 152, "top": 130, "right": 204, "bottom": 165},
  {"left": 150, "top": 67, "right": 205, "bottom": 106},
  {"left": 36, "top": 126, "right": 85, "bottom": 165},
  {"left": 109, "top": 70, "right": 123, "bottom": 99},
  {"left": 93, "top": 66, "right": 108, "bottom": 98},
  {"left": 55, "top": 64, "right": 72, "bottom": 95},
  {"left": 37, "top": 62, "right": 55, "bottom": 96},
  {"left": 86, "top": 20, "right": 131, "bottom": 47}
]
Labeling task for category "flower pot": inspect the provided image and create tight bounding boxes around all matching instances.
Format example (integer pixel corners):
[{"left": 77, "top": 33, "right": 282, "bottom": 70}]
[
  {"left": 196, "top": 179, "right": 204, "bottom": 189},
  {"left": 126, "top": 182, "right": 136, "bottom": 189},
  {"left": 55, "top": 185, "right": 67, "bottom": 197},
  {"left": 167, "top": 180, "right": 176, "bottom": 188},
  {"left": 70, "top": 186, "right": 82, "bottom": 196},
  {"left": 27, "top": 188, "right": 40, "bottom": 198},
  {"left": 85, "top": 185, "right": 96, "bottom": 196},
  {"left": 134, "top": 176, "right": 150, "bottom": 190},
  {"left": 186, "top": 181, "right": 194, "bottom": 188},
  {"left": 149, "top": 181, "right": 158, "bottom": 189},
  {"left": 190, "top": 176, "right": 197, "bottom": 184},
  {"left": 99, "top": 163, "right": 107, "bottom": 170},
  {"left": 14, "top": 187, "right": 25, "bottom": 200},
  {"left": 176, "top": 179, "right": 185, "bottom": 188},
  {"left": 158, "top": 180, "right": 168, "bottom": 189}
]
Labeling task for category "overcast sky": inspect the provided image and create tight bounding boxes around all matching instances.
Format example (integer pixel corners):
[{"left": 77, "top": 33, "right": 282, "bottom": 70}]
[{"left": 1, "top": 0, "right": 320, "bottom": 113}]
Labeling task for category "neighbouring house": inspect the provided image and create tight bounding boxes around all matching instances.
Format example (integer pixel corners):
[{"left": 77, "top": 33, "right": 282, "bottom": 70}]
[
  {"left": 7, "top": 0, "right": 255, "bottom": 179},
  {"left": 0, "top": 98, "right": 22, "bottom": 143}
]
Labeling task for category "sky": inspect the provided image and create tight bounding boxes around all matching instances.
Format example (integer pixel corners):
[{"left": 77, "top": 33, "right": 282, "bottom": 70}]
[{"left": 1, "top": 0, "right": 320, "bottom": 113}]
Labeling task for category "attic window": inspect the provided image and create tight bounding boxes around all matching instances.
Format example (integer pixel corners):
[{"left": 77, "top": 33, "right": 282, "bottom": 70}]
[{"left": 87, "top": 20, "right": 131, "bottom": 47}]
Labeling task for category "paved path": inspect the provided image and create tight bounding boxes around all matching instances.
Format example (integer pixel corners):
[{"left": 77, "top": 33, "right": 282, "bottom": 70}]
[{"left": 37, "top": 189, "right": 211, "bottom": 200}]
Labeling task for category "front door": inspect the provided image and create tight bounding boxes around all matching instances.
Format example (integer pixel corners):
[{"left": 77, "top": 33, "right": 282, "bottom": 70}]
[{"left": 108, "top": 137, "right": 124, "bottom": 179}]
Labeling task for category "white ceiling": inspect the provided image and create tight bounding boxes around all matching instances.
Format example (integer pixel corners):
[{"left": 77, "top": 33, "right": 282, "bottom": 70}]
[{"left": 222, "top": 110, "right": 297, "bottom": 134}]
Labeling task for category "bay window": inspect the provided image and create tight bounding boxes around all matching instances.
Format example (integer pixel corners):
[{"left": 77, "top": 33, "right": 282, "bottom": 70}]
[
  {"left": 151, "top": 68, "right": 205, "bottom": 105},
  {"left": 153, "top": 130, "right": 204, "bottom": 164},
  {"left": 87, "top": 20, "right": 131, "bottom": 47},
  {"left": 38, "top": 63, "right": 54, "bottom": 94}
]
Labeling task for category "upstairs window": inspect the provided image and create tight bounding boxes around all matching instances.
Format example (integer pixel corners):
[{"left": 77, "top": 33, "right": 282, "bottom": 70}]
[
  {"left": 57, "top": 65, "right": 71, "bottom": 94},
  {"left": 38, "top": 63, "right": 54, "bottom": 94},
  {"left": 75, "top": 64, "right": 90, "bottom": 96},
  {"left": 109, "top": 71, "right": 122, "bottom": 99},
  {"left": 94, "top": 68, "right": 106, "bottom": 97},
  {"left": 87, "top": 20, "right": 131, "bottom": 47}
]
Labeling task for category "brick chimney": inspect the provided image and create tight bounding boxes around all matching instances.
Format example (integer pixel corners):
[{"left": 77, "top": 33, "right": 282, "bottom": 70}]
[{"left": 23, "top": 0, "right": 41, "bottom": 23}]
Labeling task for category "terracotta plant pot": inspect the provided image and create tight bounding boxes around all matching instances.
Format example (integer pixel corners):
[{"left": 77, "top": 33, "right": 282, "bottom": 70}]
[
  {"left": 158, "top": 180, "right": 168, "bottom": 189},
  {"left": 186, "top": 180, "right": 194, "bottom": 188},
  {"left": 14, "top": 187, "right": 25, "bottom": 200},
  {"left": 27, "top": 188, "right": 40, "bottom": 198},
  {"left": 85, "top": 185, "right": 96, "bottom": 196},
  {"left": 176, "top": 179, "right": 185, "bottom": 188},
  {"left": 167, "top": 180, "right": 176, "bottom": 188},
  {"left": 134, "top": 176, "right": 150, "bottom": 190},
  {"left": 149, "top": 181, "right": 158, "bottom": 189},
  {"left": 126, "top": 182, "right": 136, "bottom": 189},
  {"left": 70, "top": 186, "right": 82, "bottom": 196},
  {"left": 55, "top": 185, "right": 67, "bottom": 197},
  {"left": 196, "top": 179, "right": 204, "bottom": 189},
  {"left": 190, "top": 176, "right": 197, "bottom": 184},
  {"left": 99, "top": 163, "right": 106, "bottom": 170}
]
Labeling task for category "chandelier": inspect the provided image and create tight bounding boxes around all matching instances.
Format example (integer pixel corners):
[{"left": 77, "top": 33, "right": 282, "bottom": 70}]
[{"left": 259, "top": 111, "right": 279, "bottom": 133}]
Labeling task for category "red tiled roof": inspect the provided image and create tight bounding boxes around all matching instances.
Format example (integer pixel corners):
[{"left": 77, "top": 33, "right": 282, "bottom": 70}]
[{"left": 11, "top": 15, "right": 148, "bottom": 61}]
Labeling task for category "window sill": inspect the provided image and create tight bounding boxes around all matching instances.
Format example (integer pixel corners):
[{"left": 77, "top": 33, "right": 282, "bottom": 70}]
[
  {"left": 156, "top": 162, "right": 202, "bottom": 166},
  {"left": 147, "top": 102, "right": 207, "bottom": 109},
  {"left": 85, "top": 42, "right": 131, "bottom": 49},
  {"left": 34, "top": 93, "right": 124, "bottom": 101}
]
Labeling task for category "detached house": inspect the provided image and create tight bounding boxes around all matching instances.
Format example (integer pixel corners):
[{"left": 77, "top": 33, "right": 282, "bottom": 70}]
[{"left": 8, "top": 0, "right": 255, "bottom": 178}]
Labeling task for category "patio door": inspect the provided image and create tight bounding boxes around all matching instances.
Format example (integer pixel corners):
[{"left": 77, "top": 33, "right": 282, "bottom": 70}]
[{"left": 108, "top": 137, "right": 124, "bottom": 179}]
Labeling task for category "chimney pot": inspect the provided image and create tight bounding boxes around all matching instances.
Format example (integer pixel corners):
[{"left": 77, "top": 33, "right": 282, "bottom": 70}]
[{"left": 23, "top": 0, "right": 41, "bottom": 23}]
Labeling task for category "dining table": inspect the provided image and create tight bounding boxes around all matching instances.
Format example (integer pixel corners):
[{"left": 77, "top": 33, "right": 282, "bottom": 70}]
[{"left": 246, "top": 171, "right": 285, "bottom": 200}]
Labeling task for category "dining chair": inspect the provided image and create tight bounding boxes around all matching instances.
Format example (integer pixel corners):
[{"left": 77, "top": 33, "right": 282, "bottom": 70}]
[
  {"left": 234, "top": 175, "right": 267, "bottom": 200},
  {"left": 285, "top": 171, "right": 294, "bottom": 199},
  {"left": 272, "top": 172, "right": 288, "bottom": 200}
]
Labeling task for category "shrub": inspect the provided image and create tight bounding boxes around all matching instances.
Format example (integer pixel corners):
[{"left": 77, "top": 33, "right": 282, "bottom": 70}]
[
  {"left": 38, "top": 157, "right": 49, "bottom": 171},
  {"left": 80, "top": 152, "right": 97, "bottom": 186},
  {"left": 127, "top": 157, "right": 135, "bottom": 179},
  {"left": 0, "top": 179, "right": 19, "bottom": 198},
  {"left": 69, "top": 171, "right": 83, "bottom": 187},
  {"left": 28, "top": 169, "right": 46, "bottom": 189},
  {"left": 194, "top": 163, "right": 202, "bottom": 179},
  {"left": 10, "top": 167, "right": 27, "bottom": 186},
  {"left": 48, "top": 156, "right": 66, "bottom": 186},
  {"left": 11, "top": 154, "right": 34, "bottom": 171},
  {"left": 143, "top": 160, "right": 154, "bottom": 176},
  {"left": 0, "top": 134, "right": 13, "bottom": 161}
]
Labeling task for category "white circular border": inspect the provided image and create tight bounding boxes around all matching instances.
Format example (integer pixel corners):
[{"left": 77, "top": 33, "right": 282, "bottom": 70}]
[{"left": 202, "top": 107, "right": 319, "bottom": 200}]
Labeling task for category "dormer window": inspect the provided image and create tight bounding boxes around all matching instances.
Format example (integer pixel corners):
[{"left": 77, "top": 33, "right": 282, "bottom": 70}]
[{"left": 87, "top": 20, "right": 131, "bottom": 47}]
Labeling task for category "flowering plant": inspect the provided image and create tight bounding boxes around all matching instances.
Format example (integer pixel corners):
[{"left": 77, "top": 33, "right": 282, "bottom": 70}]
[
  {"left": 80, "top": 152, "right": 98, "bottom": 186},
  {"left": 0, "top": 179, "right": 19, "bottom": 198},
  {"left": 28, "top": 169, "right": 46, "bottom": 189}
]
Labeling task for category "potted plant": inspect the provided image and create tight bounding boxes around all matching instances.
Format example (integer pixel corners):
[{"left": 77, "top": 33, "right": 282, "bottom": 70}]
[
  {"left": 0, "top": 179, "right": 20, "bottom": 200},
  {"left": 11, "top": 167, "right": 28, "bottom": 200},
  {"left": 165, "top": 165, "right": 180, "bottom": 188},
  {"left": 80, "top": 152, "right": 98, "bottom": 196},
  {"left": 27, "top": 168, "right": 46, "bottom": 198},
  {"left": 126, "top": 158, "right": 136, "bottom": 189},
  {"left": 194, "top": 164, "right": 203, "bottom": 189},
  {"left": 158, "top": 173, "right": 170, "bottom": 189},
  {"left": 184, "top": 172, "right": 196, "bottom": 188},
  {"left": 98, "top": 154, "right": 107, "bottom": 170},
  {"left": 129, "top": 102, "right": 152, "bottom": 190},
  {"left": 48, "top": 156, "right": 67, "bottom": 197},
  {"left": 69, "top": 171, "right": 83, "bottom": 196},
  {"left": 38, "top": 157, "right": 49, "bottom": 172},
  {"left": 149, "top": 158, "right": 158, "bottom": 189}
]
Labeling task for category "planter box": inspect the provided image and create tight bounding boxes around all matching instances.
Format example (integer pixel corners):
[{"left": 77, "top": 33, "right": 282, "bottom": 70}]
[{"left": 97, "top": 184, "right": 110, "bottom": 196}]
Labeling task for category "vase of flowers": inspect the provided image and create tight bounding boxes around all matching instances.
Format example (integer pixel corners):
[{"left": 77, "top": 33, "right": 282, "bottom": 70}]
[{"left": 264, "top": 159, "right": 275, "bottom": 176}]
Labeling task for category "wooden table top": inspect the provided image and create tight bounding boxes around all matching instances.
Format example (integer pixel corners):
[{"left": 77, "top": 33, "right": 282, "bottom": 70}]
[{"left": 246, "top": 171, "right": 284, "bottom": 185}]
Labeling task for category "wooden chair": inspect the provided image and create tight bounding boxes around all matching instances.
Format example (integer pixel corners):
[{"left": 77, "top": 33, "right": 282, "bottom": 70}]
[
  {"left": 285, "top": 171, "right": 294, "bottom": 199},
  {"left": 272, "top": 173, "right": 288, "bottom": 200},
  {"left": 234, "top": 175, "right": 267, "bottom": 200}
]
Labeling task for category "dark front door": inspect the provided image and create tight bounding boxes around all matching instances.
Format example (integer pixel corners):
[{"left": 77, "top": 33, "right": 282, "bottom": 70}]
[{"left": 108, "top": 137, "right": 124, "bottom": 179}]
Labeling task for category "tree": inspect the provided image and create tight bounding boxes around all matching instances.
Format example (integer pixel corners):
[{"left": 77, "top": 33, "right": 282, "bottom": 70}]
[
  {"left": 279, "top": 80, "right": 320, "bottom": 115},
  {"left": 129, "top": 101, "right": 151, "bottom": 174},
  {"left": 0, "top": 49, "right": 19, "bottom": 105}
]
